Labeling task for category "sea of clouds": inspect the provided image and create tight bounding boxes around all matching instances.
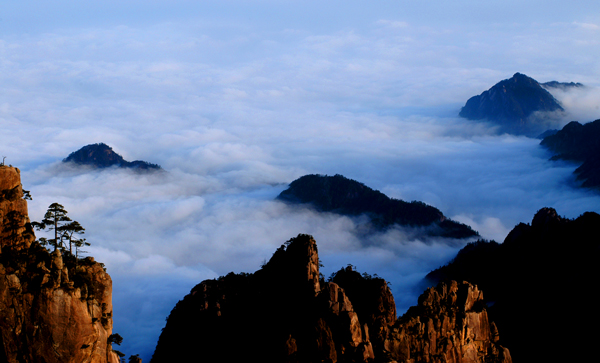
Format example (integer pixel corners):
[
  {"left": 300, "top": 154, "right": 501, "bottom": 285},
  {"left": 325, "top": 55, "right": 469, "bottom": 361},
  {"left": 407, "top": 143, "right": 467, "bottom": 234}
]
[{"left": 2, "top": 1, "right": 600, "bottom": 359}]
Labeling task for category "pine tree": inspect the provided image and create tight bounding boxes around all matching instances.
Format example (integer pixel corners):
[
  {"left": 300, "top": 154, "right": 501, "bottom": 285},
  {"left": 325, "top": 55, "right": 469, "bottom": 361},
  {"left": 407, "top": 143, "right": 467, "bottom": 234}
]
[{"left": 32, "top": 203, "right": 72, "bottom": 251}]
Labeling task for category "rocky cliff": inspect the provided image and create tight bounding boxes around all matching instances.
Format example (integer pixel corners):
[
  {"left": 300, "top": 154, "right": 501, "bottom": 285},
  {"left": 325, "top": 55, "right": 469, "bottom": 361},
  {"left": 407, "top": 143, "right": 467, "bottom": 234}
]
[
  {"left": 384, "top": 281, "right": 510, "bottom": 363},
  {"left": 0, "top": 166, "right": 119, "bottom": 363},
  {"left": 151, "top": 234, "right": 510, "bottom": 363}
]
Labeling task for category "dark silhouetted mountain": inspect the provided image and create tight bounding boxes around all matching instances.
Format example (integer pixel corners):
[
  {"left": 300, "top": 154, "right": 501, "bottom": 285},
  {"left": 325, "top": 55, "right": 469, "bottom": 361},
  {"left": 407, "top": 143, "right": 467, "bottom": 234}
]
[
  {"left": 151, "top": 234, "right": 511, "bottom": 363},
  {"left": 536, "top": 128, "right": 559, "bottom": 139},
  {"left": 459, "top": 73, "right": 564, "bottom": 136},
  {"left": 63, "top": 143, "right": 161, "bottom": 171},
  {"left": 426, "top": 207, "right": 600, "bottom": 362},
  {"left": 541, "top": 80, "right": 584, "bottom": 90},
  {"left": 277, "top": 174, "right": 478, "bottom": 239},
  {"left": 540, "top": 119, "right": 600, "bottom": 189}
]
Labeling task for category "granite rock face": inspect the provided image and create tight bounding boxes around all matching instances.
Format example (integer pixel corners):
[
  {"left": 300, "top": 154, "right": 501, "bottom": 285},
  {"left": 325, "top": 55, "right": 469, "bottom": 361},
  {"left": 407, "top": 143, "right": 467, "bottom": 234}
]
[
  {"left": 0, "top": 167, "right": 34, "bottom": 252},
  {"left": 0, "top": 166, "right": 119, "bottom": 363},
  {"left": 384, "top": 281, "right": 511, "bottom": 363},
  {"left": 151, "top": 234, "right": 509, "bottom": 363}
]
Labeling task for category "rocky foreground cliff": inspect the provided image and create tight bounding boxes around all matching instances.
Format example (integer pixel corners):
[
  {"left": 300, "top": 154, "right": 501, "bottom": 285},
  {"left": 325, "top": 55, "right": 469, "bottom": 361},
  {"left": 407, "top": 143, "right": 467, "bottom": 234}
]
[
  {"left": 151, "top": 234, "right": 511, "bottom": 363},
  {"left": 0, "top": 166, "right": 119, "bottom": 363}
]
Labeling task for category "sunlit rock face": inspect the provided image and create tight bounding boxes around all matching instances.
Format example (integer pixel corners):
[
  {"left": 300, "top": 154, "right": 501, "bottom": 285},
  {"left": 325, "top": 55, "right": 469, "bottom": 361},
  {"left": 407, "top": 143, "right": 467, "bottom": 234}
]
[
  {"left": 383, "top": 281, "right": 511, "bottom": 363},
  {"left": 0, "top": 166, "right": 120, "bottom": 363},
  {"left": 427, "top": 207, "right": 600, "bottom": 362},
  {"left": 459, "top": 72, "right": 564, "bottom": 136},
  {"left": 151, "top": 233, "right": 509, "bottom": 363}
]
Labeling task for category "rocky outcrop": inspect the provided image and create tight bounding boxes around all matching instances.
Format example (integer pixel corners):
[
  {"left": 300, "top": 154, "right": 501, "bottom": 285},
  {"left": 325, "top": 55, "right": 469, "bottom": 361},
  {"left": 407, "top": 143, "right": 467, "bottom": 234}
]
[
  {"left": 151, "top": 234, "right": 509, "bottom": 363},
  {"left": 427, "top": 207, "right": 600, "bottom": 362},
  {"left": 0, "top": 166, "right": 119, "bottom": 363},
  {"left": 384, "top": 281, "right": 510, "bottom": 363},
  {"left": 0, "top": 167, "right": 34, "bottom": 252}
]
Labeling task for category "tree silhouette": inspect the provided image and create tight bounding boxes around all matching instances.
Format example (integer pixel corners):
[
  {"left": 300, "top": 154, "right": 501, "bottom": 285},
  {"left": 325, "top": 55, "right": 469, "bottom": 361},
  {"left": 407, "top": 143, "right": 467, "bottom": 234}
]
[
  {"left": 32, "top": 203, "right": 89, "bottom": 255},
  {"left": 32, "top": 203, "right": 71, "bottom": 251},
  {"left": 62, "top": 220, "right": 85, "bottom": 255}
]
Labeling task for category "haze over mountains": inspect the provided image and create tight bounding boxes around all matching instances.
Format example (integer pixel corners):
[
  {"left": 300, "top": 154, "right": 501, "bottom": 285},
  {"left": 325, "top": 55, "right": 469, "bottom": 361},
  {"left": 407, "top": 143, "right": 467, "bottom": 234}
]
[{"left": 2, "top": 1, "right": 600, "bottom": 360}]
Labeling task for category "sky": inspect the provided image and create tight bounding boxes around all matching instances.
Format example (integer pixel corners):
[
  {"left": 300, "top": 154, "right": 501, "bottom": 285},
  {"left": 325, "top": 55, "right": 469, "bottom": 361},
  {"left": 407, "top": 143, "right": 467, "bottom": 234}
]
[{"left": 2, "top": 0, "right": 600, "bottom": 360}]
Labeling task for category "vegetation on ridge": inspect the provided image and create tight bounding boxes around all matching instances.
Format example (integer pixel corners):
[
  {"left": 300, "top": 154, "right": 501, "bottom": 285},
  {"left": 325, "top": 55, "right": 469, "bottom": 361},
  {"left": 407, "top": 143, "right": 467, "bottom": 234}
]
[{"left": 277, "top": 174, "right": 478, "bottom": 239}]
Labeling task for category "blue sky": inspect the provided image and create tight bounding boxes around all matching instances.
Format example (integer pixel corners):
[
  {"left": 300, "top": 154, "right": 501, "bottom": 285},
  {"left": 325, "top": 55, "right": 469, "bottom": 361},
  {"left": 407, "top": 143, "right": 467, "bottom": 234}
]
[{"left": 2, "top": 1, "right": 600, "bottom": 360}]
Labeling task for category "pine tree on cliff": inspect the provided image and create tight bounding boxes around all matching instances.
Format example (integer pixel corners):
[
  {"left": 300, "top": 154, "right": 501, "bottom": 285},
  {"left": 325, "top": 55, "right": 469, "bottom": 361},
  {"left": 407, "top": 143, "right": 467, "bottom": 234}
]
[
  {"left": 32, "top": 203, "right": 86, "bottom": 253},
  {"left": 62, "top": 220, "right": 86, "bottom": 256}
]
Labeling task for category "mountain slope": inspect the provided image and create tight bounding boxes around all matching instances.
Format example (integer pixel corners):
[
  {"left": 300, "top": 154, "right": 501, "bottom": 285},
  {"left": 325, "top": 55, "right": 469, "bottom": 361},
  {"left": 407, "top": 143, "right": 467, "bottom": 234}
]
[
  {"left": 151, "top": 234, "right": 511, "bottom": 363},
  {"left": 540, "top": 119, "right": 600, "bottom": 189},
  {"left": 277, "top": 174, "right": 478, "bottom": 239},
  {"left": 459, "top": 73, "right": 564, "bottom": 136},
  {"left": 63, "top": 143, "right": 161, "bottom": 171},
  {"left": 426, "top": 207, "right": 600, "bottom": 362}
]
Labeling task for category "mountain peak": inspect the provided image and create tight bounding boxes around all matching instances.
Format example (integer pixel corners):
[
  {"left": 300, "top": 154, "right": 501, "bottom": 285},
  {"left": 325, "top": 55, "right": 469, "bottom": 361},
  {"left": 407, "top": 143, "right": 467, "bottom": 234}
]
[
  {"left": 63, "top": 143, "right": 161, "bottom": 171},
  {"left": 277, "top": 174, "right": 478, "bottom": 239},
  {"left": 459, "top": 73, "right": 564, "bottom": 136},
  {"left": 151, "top": 235, "right": 510, "bottom": 363}
]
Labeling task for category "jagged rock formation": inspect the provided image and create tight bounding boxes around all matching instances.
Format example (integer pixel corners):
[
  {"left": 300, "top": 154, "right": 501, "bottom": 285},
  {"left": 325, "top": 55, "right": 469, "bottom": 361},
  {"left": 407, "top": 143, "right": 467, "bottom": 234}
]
[
  {"left": 277, "top": 174, "right": 478, "bottom": 239},
  {"left": 0, "top": 166, "right": 119, "bottom": 363},
  {"left": 151, "top": 234, "right": 509, "bottom": 363},
  {"left": 459, "top": 73, "right": 564, "bottom": 136},
  {"left": 427, "top": 207, "right": 600, "bottom": 362},
  {"left": 384, "top": 281, "right": 511, "bottom": 363},
  {"left": 63, "top": 143, "right": 161, "bottom": 171},
  {"left": 540, "top": 119, "right": 600, "bottom": 189}
]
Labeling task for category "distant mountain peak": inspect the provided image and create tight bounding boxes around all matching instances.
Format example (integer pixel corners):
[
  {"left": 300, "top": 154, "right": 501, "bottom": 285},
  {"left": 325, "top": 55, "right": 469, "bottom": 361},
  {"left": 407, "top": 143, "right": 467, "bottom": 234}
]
[
  {"left": 277, "top": 174, "right": 478, "bottom": 239},
  {"left": 63, "top": 143, "right": 162, "bottom": 171},
  {"left": 459, "top": 73, "right": 564, "bottom": 136}
]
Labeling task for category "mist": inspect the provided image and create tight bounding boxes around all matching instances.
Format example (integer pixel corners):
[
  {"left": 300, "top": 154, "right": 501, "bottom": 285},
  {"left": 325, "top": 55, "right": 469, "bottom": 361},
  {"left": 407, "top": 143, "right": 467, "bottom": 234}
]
[{"left": 2, "top": 1, "right": 600, "bottom": 360}]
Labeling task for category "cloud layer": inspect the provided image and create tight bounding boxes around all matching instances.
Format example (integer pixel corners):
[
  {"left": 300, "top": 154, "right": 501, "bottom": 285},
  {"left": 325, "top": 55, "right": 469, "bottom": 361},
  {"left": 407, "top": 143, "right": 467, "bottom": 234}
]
[{"left": 2, "top": 1, "right": 600, "bottom": 360}]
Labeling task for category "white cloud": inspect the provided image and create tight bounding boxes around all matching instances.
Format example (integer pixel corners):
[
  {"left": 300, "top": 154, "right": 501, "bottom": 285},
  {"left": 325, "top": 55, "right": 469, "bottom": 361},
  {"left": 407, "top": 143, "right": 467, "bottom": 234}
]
[{"left": 3, "top": 2, "right": 600, "bottom": 360}]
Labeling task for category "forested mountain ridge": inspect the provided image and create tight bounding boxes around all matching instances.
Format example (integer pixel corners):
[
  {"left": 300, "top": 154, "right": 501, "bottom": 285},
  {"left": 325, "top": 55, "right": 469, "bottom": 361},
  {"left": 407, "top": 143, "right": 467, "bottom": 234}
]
[
  {"left": 277, "top": 174, "right": 478, "bottom": 239},
  {"left": 540, "top": 119, "right": 600, "bottom": 189},
  {"left": 63, "top": 143, "right": 161, "bottom": 171}
]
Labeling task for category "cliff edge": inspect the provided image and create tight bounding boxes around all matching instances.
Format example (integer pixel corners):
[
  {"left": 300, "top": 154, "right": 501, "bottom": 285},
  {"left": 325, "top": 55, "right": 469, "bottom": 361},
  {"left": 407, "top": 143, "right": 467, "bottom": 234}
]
[{"left": 0, "top": 166, "right": 119, "bottom": 363}]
